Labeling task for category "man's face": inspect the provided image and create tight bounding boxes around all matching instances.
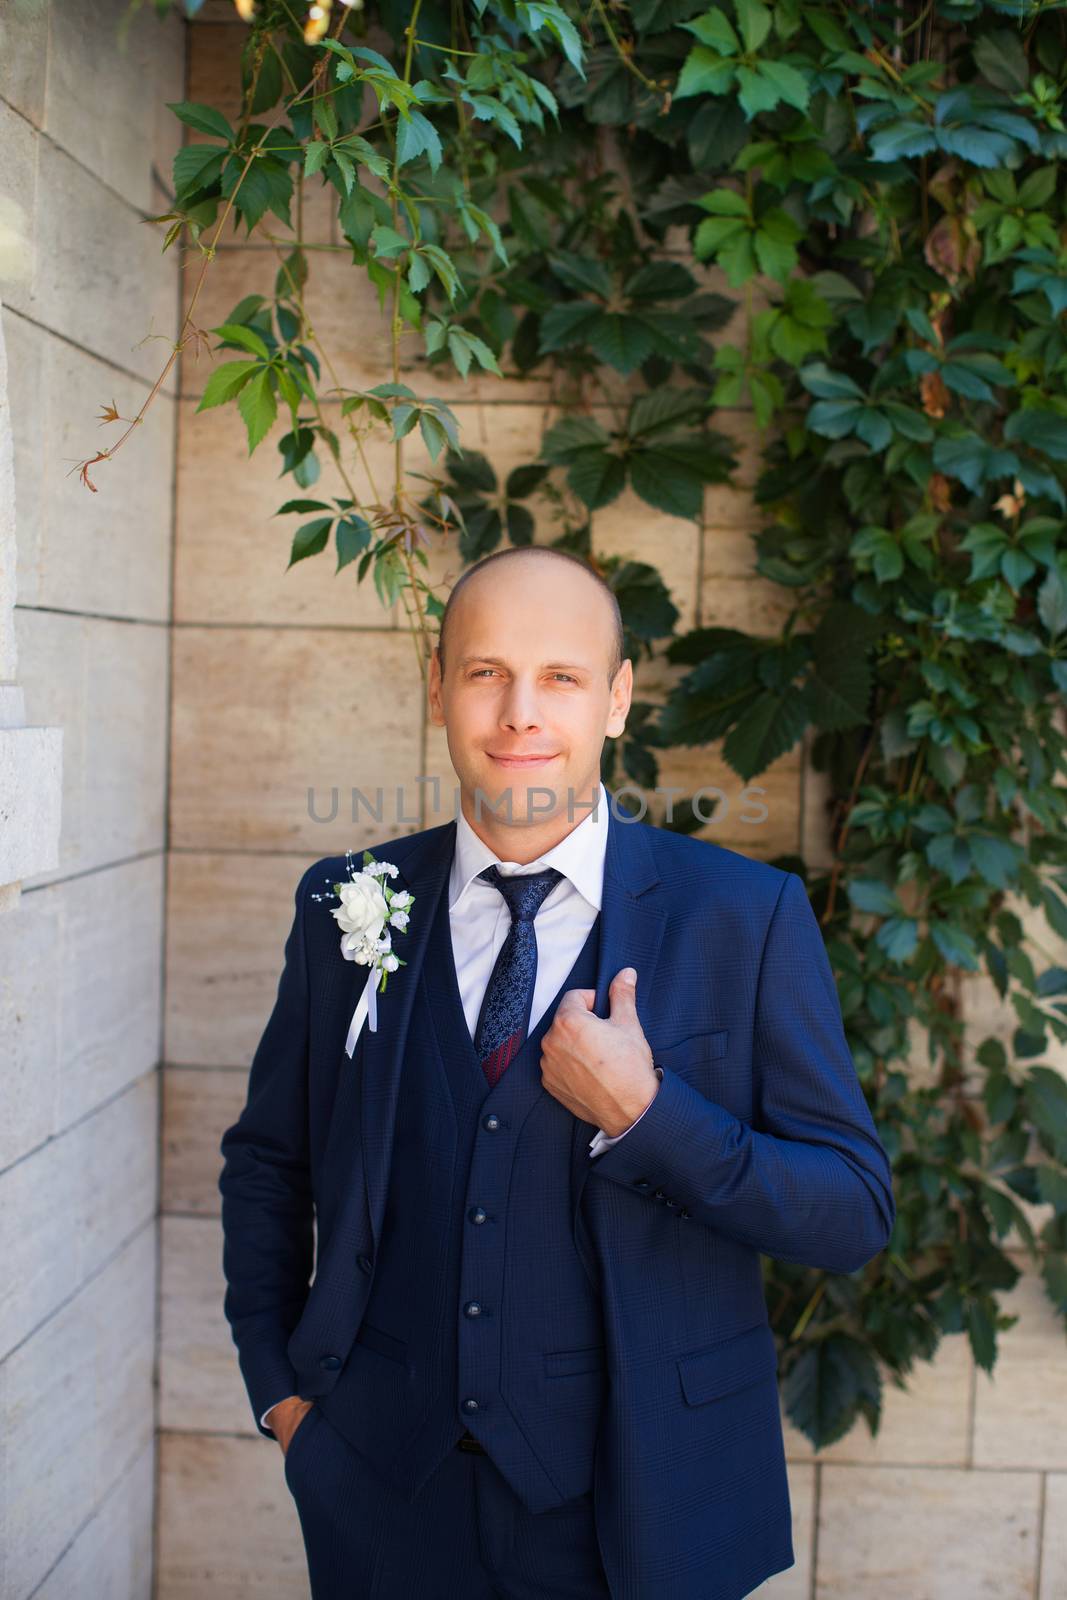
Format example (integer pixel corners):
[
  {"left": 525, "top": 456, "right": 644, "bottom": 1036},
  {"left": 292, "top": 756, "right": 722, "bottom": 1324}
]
[{"left": 428, "top": 558, "right": 631, "bottom": 830}]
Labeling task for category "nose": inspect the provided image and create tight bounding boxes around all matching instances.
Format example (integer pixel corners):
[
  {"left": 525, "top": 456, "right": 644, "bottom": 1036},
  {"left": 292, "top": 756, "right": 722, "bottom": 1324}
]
[{"left": 499, "top": 675, "right": 542, "bottom": 731}]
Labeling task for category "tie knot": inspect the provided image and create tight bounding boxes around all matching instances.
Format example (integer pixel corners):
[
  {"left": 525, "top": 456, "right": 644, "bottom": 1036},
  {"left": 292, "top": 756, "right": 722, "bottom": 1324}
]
[{"left": 477, "top": 864, "right": 563, "bottom": 922}]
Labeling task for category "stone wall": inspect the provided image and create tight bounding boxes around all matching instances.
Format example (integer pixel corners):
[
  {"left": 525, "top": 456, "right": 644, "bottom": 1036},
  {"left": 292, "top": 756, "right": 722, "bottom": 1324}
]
[
  {"left": 2, "top": 5, "right": 1062, "bottom": 1597},
  {"left": 0, "top": 1, "right": 184, "bottom": 1595}
]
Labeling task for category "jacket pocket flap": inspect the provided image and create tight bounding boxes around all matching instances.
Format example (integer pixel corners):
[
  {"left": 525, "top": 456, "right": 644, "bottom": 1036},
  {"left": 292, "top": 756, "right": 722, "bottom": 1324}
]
[
  {"left": 676, "top": 1321, "right": 778, "bottom": 1407},
  {"left": 652, "top": 1028, "right": 729, "bottom": 1069}
]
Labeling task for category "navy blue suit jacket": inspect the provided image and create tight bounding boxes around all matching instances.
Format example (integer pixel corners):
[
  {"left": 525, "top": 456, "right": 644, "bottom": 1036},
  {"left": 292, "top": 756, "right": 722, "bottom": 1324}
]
[{"left": 219, "top": 797, "right": 894, "bottom": 1598}]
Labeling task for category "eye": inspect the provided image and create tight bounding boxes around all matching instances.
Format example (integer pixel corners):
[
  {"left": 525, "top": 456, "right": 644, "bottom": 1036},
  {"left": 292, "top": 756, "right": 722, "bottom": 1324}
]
[{"left": 553, "top": 673, "right": 577, "bottom": 683}]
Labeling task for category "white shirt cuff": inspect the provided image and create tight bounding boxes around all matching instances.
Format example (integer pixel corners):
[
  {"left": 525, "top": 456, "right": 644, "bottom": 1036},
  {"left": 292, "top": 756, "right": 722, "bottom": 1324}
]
[{"left": 588, "top": 1068, "right": 663, "bottom": 1157}]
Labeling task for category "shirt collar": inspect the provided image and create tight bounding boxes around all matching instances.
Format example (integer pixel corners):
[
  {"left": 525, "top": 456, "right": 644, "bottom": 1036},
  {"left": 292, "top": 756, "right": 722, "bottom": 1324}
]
[{"left": 449, "top": 780, "right": 609, "bottom": 915}]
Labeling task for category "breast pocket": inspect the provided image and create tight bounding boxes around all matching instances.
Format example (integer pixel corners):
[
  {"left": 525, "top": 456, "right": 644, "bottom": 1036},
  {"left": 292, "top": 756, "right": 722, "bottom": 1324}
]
[{"left": 650, "top": 1027, "right": 729, "bottom": 1076}]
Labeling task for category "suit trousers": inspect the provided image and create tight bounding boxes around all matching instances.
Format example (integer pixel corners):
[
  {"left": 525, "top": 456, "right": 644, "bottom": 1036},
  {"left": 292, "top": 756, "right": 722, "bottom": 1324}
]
[{"left": 282, "top": 1402, "right": 614, "bottom": 1599}]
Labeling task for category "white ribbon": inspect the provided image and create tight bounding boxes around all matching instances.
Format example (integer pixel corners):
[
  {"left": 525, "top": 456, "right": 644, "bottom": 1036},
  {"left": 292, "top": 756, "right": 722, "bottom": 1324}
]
[{"left": 344, "top": 968, "right": 379, "bottom": 1058}]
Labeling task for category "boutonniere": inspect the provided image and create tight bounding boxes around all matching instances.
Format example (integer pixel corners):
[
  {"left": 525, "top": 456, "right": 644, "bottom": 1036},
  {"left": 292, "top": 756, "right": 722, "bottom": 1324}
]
[{"left": 312, "top": 850, "right": 415, "bottom": 1056}]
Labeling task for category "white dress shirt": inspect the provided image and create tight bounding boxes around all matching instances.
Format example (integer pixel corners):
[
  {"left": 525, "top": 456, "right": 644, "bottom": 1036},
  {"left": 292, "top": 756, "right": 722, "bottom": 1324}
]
[{"left": 261, "top": 781, "right": 659, "bottom": 1432}]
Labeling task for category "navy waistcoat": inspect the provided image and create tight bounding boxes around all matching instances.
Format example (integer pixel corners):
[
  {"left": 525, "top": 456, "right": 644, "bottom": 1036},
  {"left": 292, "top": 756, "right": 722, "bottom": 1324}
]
[{"left": 316, "top": 849, "right": 607, "bottom": 1513}]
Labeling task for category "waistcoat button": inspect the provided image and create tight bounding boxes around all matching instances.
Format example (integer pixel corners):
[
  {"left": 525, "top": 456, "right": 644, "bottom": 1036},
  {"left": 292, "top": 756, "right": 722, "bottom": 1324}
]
[
  {"left": 468, "top": 1206, "right": 488, "bottom": 1224},
  {"left": 483, "top": 1114, "right": 500, "bottom": 1131},
  {"left": 464, "top": 1301, "right": 483, "bottom": 1317},
  {"left": 462, "top": 1397, "right": 480, "bottom": 1412},
  {"left": 356, "top": 1253, "right": 373, "bottom": 1273}
]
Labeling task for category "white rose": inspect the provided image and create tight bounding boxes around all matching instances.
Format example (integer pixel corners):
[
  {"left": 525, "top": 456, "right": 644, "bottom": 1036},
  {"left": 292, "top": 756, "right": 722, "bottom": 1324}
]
[{"left": 332, "top": 873, "right": 389, "bottom": 963}]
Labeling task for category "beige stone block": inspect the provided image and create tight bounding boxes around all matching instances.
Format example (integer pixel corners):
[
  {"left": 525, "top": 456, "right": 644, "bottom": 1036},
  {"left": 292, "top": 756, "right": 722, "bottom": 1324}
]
[
  {"left": 1040, "top": 1474, "right": 1067, "bottom": 1600},
  {"left": 174, "top": 398, "right": 401, "bottom": 628},
  {"left": 164, "top": 1065, "right": 247, "bottom": 1213},
  {"left": 181, "top": 244, "right": 551, "bottom": 403},
  {"left": 60, "top": 853, "right": 165, "bottom": 1118},
  {"left": 973, "top": 1267, "right": 1067, "bottom": 1470},
  {"left": 653, "top": 741, "right": 801, "bottom": 859},
  {"left": 35, "top": 1436, "right": 155, "bottom": 1600},
  {"left": 157, "top": 1431, "right": 307, "bottom": 1599},
  {"left": 0, "top": 722, "right": 62, "bottom": 883},
  {"left": 161, "top": 1214, "right": 256, "bottom": 1433},
  {"left": 701, "top": 572, "right": 794, "bottom": 637},
  {"left": 21, "top": 136, "right": 181, "bottom": 390},
  {"left": 1, "top": 1224, "right": 156, "bottom": 1597},
  {"left": 0, "top": 0, "right": 49, "bottom": 126},
  {"left": 0, "top": 1069, "right": 157, "bottom": 1360},
  {"left": 165, "top": 851, "right": 321, "bottom": 1067},
  {"left": 15, "top": 610, "right": 168, "bottom": 883},
  {"left": 8, "top": 317, "right": 174, "bottom": 619},
  {"left": 0, "top": 100, "right": 38, "bottom": 302},
  {"left": 169, "top": 624, "right": 424, "bottom": 852},
  {"left": 754, "top": 1463, "right": 815, "bottom": 1598},
  {"left": 593, "top": 486, "right": 700, "bottom": 636},
  {"left": 783, "top": 1334, "right": 973, "bottom": 1468},
  {"left": 44, "top": 0, "right": 184, "bottom": 214},
  {"left": 0, "top": 868, "right": 61, "bottom": 1167},
  {"left": 0, "top": 855, "right": 163, "bottom": 1164},
  {"left": 816, "top": 1464, "right": 1041, "bottom": 1599}
]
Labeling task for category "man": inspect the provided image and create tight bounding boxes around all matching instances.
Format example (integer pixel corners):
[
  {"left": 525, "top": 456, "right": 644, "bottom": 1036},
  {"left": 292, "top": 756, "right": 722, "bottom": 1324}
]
[{"left": 219, "top": 545, "right": 894, "bottom": 1600}]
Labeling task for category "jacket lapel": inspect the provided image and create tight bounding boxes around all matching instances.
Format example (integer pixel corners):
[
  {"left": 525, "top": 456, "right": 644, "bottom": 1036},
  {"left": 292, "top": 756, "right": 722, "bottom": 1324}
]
[
  {"left": 358, "top": 820, "right": 456, "bottom": 1253},
  {"left": 568, "top": 802, "right": 666, "bottom": 1232}
]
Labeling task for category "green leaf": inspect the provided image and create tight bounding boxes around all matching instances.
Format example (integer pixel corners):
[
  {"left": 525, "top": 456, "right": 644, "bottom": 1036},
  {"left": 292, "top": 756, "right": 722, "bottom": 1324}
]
[
  {"left": 757, "top": 59, "right": 811, "bottom": 113},
  {"left": 167, "top": 101, "right": 234, "bottom": 142},
  {"left": 196, "top": 360, "right": 259, "bottom": 411},
  {"left": 587, "top": 313, "right": 657, "bottom": 375},
  {"left": 680, "top": 11, "right": 740, "bottom": 53},
  {"left": 675, "top": 46, "right": 737, "bottom": 101},
  {"left": 735, "top": 0, "right": 772, "bottom": 53},
  {"left": 236, "top": 368, "right": 277, "bottom": 453},
  {"left": 395, "top": 108, "right": 443, "bottom": 172},
  {"left": 848, "top": 879, "right": 901, "bottom": 916},
  {"left": 213, "top": 322, "right": 272, "bottom": 361},
  {"left": 722, "top": 686, "right": 809, "bottom": 778},
  {"left": 784, "top": 1335, "right": 882, "bottom": 1450},
  {"left": 287, "top": 517, "right": 332, "bottom": 567}
]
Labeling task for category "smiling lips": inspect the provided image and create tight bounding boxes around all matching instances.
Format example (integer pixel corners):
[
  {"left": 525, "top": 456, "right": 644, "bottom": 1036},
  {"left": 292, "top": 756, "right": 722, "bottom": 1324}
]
[{"left": 488, "top": 752, "right": 559, "bottom": 766}]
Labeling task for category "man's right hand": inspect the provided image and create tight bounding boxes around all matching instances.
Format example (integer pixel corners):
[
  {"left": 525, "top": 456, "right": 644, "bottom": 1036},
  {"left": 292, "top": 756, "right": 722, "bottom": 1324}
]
[{"left": 266, "top": 1395, "right": 316, "bottom": 1455}]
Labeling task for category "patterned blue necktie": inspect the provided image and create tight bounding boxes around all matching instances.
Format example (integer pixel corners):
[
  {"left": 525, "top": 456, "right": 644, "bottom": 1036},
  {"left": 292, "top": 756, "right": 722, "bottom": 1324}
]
[{"left": 473, "top": 864, "right": 564, "bottom": 1089}]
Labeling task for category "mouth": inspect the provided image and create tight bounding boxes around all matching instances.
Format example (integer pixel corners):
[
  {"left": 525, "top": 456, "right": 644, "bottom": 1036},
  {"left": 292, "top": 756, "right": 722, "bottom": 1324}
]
[{"left": 487, "top": 752, "right": 560, "bottom": 768}]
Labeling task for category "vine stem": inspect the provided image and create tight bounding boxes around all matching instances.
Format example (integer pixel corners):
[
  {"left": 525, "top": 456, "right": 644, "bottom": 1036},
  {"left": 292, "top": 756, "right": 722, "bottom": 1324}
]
[{"left": 71, "top": 6, "right": 349, "bottom": 489}]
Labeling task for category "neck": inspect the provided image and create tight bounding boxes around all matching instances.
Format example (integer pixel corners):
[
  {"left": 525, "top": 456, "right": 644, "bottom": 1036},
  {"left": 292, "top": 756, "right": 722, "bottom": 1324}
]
[{"left": 459, "top": 780, "right": 601, "bottom": 864}]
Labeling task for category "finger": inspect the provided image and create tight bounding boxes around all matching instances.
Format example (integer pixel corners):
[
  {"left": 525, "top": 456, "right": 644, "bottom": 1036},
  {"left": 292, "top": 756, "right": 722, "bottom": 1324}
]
[
  {"left": 608, "top": 967, "right": 638, "bottom": 1021},
  {"left": 557, "top": 987, "right": 595, "bottom": 1013}
]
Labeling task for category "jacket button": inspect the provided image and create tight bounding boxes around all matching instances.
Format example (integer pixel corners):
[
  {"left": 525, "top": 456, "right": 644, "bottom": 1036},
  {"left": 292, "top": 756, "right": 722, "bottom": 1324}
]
[
  {"left": 468, "top": 1206, "right": 488, "bottom": 1224},
  {"left": 464, "top": 1301, "right": 483, "bottom": 1317},
  {"left": 483, "top": 1114, "right": 501, "bottom": 1131},
  {"left": 319, "top": 1354, "right": 342, "bottom": 1371},
  {"left": 356, "top": 1253, "right": 373, "bottom": 1273},
  {"left": 462, "top": 1397, "right": 480, "bottom": 1412}
]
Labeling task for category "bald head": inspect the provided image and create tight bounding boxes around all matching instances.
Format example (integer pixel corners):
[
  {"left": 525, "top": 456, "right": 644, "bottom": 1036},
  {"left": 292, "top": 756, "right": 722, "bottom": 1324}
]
[{"left": 437, "top": 547, "right": 624, "bottom": 684}]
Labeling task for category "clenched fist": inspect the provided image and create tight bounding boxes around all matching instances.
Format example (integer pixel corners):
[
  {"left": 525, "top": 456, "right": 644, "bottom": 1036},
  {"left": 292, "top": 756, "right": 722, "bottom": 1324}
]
[{"left": 540, "top": 967, "right": 659, "bottom": 1136}]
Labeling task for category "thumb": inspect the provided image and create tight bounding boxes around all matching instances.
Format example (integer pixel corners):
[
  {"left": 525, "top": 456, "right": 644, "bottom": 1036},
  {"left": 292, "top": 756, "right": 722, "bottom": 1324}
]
[{"left": 608, "top": 966, "right": 639, "bottom": 1023}]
